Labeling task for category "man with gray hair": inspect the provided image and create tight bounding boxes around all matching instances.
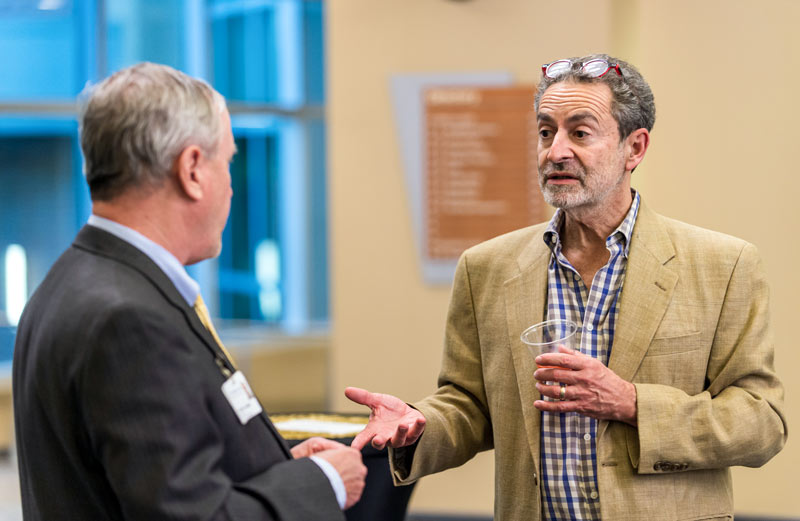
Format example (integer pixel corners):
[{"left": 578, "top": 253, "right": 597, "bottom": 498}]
[
  {"left": 13, "top": 62, "right": 366, "bottom": 520},
  {"left": 346, "top": 54, "right": 787, "bottom": 520}
]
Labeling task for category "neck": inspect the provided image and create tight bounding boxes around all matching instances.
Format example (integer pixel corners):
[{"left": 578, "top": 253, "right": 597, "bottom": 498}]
[
  {"left": 92, "top": 189, "right": 192, "bottom": 265},
  {"left": 560, "top": 188, "right": 633, "bottom": 251}
]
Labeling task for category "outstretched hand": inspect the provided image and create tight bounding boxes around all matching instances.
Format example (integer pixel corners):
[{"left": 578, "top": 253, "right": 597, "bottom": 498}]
[{"left": 345, "top": 387, "right": 426, "bottom": 450}]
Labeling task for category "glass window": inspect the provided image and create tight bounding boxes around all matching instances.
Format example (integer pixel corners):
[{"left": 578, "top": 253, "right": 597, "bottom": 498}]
[
  {"left": 0, "top": 0, "right": 329, "bottom": 365},
  {"left": 302, "top": 0, "right": 325, "bottom": 104},
  {"left": 0, "top": 133, "right": 86, "bottom": 285},
  {"left": 211, "top": 4, "right": 278, "bottom": 103},
  {"left": 0, "top": 0, "right": 94, "bottom": 100},
  {"left": 0, "top": 127, "right": 89, "bottom": 357},
  {"left": 105, "top": 0, "right": 185, "bottom": 73},
  {"left": 218, "top": 131, "right": 281, "bottom": 322},
  {"left": 208, "top": 0, "right": 328, "bottom": 330}
]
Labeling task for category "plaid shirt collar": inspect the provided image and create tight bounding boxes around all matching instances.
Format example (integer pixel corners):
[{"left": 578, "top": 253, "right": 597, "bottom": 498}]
[{"left": 543, "top": 190, "right": 641, "bottom": 260}]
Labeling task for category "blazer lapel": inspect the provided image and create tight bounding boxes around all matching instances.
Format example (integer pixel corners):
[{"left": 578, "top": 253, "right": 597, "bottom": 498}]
[
  {"left": 600, "top": 202, "right": 678, "bottom": 437},
  {"left": 505, "top": 231, "right": 551, "bottom": 472}
]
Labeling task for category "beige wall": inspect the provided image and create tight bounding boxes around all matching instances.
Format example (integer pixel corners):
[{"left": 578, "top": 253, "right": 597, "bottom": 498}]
[
  {"left": 328, "top": 0, "right": 798, "bottom": 517},
  {"left": 626, "top": 1, "right": 799, "bottom": 516}
]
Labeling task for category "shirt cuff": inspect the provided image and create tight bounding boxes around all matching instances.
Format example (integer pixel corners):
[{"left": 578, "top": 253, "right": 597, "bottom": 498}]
[{"left": 309, "top": 455, "right": 346, "bottom": 510}]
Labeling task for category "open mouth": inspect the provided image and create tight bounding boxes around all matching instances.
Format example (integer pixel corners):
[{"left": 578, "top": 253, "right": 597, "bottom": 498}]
[{"left": 546, "top": 174, "right": 579, "bottom": 182}]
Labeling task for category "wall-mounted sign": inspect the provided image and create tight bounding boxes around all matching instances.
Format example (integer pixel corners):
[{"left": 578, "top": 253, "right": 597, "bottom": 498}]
[
  {"left": 391, "top": 73, "right": 549, "bottom": 284},
  {"left": 424, "top": 86, "right": 546, "bottom": 260}
]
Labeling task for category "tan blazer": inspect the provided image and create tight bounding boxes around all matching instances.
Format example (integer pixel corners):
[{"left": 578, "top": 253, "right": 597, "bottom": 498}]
[{"left": 391, "top": 202, "right": 787, "bottom": 521}]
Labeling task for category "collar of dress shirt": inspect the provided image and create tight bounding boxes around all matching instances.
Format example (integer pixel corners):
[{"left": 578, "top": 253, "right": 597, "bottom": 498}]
[
  {"left": 87, "top": 214, "right": 200, "bottom": 306},
  {"left": 543, "top": 189, "right": 641, "bottom": 258}
]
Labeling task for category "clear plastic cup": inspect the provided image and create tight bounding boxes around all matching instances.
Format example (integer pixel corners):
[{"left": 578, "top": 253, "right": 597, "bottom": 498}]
[{"left": 520, "top": 319, "right": 578, "bottom": 369}]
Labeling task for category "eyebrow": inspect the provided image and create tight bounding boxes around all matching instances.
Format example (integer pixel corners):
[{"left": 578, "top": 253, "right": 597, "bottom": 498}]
[
  {"left": 537, "top": 113, "right": 555, "bottom": 124},
  {"left": 566, "top": 111, "right": 600, "bottom": 126},
  {"left": 536, "top": 111, "right": 600, "bottom": 126}
]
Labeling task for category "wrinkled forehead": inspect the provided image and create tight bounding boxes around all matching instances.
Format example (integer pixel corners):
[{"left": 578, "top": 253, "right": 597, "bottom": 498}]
[{"left": 537, "top": 80, "right": 614, "bottom": 124}]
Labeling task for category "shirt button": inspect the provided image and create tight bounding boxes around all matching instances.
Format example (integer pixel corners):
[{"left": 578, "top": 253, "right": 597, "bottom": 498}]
[
  {"left": 590, "top": 490, "right": 598, "bottom": 499},
  {"left": 583, "top": 433, "right": 591, "bottom": 441},
  {"left": 586, "top": 324, "right": 594, "bottom": 332}
]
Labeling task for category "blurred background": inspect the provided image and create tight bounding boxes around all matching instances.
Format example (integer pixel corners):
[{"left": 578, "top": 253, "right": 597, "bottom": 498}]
[{"left": 0, "top": 0, "right": 797, "bottom": 519}]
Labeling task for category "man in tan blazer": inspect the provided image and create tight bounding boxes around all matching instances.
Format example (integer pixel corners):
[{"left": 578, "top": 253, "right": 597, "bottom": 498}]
[{"left": 346, "top": 54, "right": 787, "bottom": 520}]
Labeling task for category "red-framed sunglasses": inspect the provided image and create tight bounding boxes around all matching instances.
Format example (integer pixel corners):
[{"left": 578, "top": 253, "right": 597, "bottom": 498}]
[{"left": 542, "top": 59, "right": 623, "bottom": 79}]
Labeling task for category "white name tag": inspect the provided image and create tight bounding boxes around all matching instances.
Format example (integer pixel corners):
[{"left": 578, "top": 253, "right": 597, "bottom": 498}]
[{"left": 221, "top": 371, "right": 263, "bottom": 425}]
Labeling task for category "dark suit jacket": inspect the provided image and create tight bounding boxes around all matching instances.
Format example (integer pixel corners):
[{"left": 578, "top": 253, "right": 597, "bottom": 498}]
[{"left": 13, "top": 225, "right": 344, "bottom": 521}]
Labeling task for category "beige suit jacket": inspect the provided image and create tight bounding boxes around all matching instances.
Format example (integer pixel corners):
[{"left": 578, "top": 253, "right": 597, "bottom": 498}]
[{"left": 391, "top": 202, "right": 787, "bottom": 521}]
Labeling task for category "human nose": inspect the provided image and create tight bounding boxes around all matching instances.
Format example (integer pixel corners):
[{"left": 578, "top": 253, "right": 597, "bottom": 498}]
[{"left": 546, "top": 129, "right": 574, "bottom": 163}]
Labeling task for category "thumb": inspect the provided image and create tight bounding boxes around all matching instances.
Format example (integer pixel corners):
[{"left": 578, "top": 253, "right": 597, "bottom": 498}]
[{"left": 344, "top": 387, "right": 376, "bottom": 408}]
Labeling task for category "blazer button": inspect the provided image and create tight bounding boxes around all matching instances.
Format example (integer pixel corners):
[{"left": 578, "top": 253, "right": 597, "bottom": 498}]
[{"left": 653, "top": 461, "right": 663, "bottom": 471}]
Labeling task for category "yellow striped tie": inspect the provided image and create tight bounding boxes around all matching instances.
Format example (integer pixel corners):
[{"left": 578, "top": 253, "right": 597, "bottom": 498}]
[{"left": 193, "top": 294, "right": 238, "bottom": 370}]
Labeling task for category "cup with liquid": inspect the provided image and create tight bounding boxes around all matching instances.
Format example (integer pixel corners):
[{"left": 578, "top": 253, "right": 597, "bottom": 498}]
[{"left": 520, "top": 319, "right": 578, "bottom": 369}]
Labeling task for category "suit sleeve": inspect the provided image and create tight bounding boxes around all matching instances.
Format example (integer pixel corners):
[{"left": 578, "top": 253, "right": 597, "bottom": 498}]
[
  {"left": 390, "top": 253, "right": 493, "bottom": 484},
  {"left": 78, "top": 305, "right": 343, "bottom": 521},
  {"left": 633, "top": 242, "right": 788, "bottom": 473}
]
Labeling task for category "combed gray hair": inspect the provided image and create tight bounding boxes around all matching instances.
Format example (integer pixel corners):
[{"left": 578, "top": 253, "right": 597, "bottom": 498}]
[
  {"left": 534, "top": 53, "right": 656, "bottom": 140},
  {"left": 79, "top": 62, "right": 227, "bottom": 201}
]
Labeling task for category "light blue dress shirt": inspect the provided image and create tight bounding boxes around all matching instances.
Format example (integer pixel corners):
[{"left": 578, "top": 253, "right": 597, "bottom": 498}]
[{"left": 86, "top": 215, "right": 347, "bottom": 510}]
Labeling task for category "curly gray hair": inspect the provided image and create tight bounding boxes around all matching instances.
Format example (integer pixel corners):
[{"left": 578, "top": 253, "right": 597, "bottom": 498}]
[
  {"left": 79, "top": 62, "right": 227, "bottom": 201},
  {"left": 534, "top": 53, "right": 655, "bottom": 140}
]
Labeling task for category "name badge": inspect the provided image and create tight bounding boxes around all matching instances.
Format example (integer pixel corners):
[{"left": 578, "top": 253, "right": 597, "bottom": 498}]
[{"left": 221, "top": 371, "right": 263, "bottom": 425}]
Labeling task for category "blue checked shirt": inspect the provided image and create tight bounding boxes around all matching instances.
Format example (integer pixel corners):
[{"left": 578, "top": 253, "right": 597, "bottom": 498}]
[{"left": 540, "top": 191, "right": 640, "bottom": 521}]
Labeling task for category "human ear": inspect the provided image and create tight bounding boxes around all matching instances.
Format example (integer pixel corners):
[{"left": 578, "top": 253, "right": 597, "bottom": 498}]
[
  {"left": 625, "top": 128, "right": 650, "bottom": 172},
  {"left": 175, "top": 145, "right": 204, "bottom": 201}
]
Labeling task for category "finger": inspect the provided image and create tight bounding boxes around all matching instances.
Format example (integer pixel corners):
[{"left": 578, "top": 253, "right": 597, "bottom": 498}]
[
  {"left": 345, "top": 478, "right": 366, "bottom": 510},
  {"left": 371, "top": 435, "right": 388, "bottom": 450},
  {"left": 535, "top": 382, "right": 562, "bottom": 401},
  {"left": 534, "top": 365, "right": 572, "bottom": 382},
  {"left": 533, "top": 367, "right": 558, "bottom": 382},
  {"left": 533, "top": 398, "right": 577, "bottom": 414},
  {"left": 309, "top": 437, "right": 345, "bottom": 452},
  {"left": 390, "top": 424, "right": 409, "bottom": 447},
  {"left": 289, "top": 442, "right": 309, "bottom": 459},
  {"left": 406, "top": 418, "right": 426, "bottom": 442},
  {"left": 557, "top": 344, "right": 578, "bottom": 355},
  {"left": 534, "top": 367, "right": 579, "bottom": 384},
  {"left": 535, "top": 352, "right": 580, "bottom": 371},
  {"left": 350, "top": 429, "right": 374, "bottom": 451},
  {"left": 404, "top": 424, "right": 424, "bottom": 445},
  {"left": 344, "top": 387, "right": 376, "bottom": 408}
]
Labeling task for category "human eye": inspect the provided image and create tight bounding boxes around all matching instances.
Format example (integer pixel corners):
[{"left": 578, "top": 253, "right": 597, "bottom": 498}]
[
  {"left": 574, "top": 129, "right": 590, "bottom": 139},
  {"left": 539, "top": 128, "right": 553, "bottom": 140}
]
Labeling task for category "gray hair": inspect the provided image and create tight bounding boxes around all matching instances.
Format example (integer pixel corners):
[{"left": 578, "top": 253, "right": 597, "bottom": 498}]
[
  {"left": 79, "top": 62, "right": 227, "bottom": 201},
  {"left": 534, "top": 53, "right": 655, "bottom": 140}
]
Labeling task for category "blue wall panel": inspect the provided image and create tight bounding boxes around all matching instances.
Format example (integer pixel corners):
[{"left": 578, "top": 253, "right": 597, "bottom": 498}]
[{"left": 0, "top": 14, "right": 81, "bottom": 99}]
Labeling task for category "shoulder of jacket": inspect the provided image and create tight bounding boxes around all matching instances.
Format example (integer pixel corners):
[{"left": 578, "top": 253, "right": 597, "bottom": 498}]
[
  {"left": 463, "top": 222, "right": 549, "bottom": 258},
  {"left": 656, "top": 214, "right": 753, "bottom": 253}
]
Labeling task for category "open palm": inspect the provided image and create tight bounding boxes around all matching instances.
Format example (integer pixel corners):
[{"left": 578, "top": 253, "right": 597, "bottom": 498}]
[{"left": 345, "top": 387, "right": 426, "bottom": 450}]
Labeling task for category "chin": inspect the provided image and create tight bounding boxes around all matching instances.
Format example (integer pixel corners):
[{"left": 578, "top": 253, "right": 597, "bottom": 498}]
[
  {"left": 205, "top": 242, "right": 223, "bottom": 261},
  {"left": 543, "top": 189, "right": 583, "bottom": 210},
  {"left": 185, "top": 242, "right": 223, "bottom": 266}
]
